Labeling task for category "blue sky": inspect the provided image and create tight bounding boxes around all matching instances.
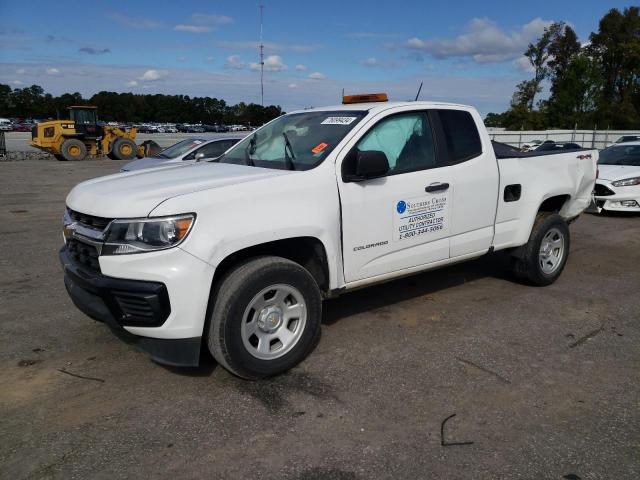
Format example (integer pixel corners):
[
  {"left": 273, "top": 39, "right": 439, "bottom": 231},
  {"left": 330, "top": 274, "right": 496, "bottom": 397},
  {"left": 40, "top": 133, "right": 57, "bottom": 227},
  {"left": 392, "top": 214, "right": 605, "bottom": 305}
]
[{"left": 0, "top": 0, "right": 632, "bottom": 114}]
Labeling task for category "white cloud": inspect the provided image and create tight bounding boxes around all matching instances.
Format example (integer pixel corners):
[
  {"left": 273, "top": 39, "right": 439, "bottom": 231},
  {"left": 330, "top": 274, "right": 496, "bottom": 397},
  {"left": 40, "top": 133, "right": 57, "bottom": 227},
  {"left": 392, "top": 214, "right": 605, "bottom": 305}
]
[
  {"left": 308, "top": 72, "right": 326, "bottom": 80},
  {"left": 224, "top": 55, "right": 245, "bottom": 69},
  {"left": 46, "top": 68, "right": 60, "bottom": 75},
  {"left": 175, "top": 25, "right": 211, "bottom": 33},
  {"left": 16, "top": 68, "right": 25, "bottom": 74},
  {"left": 295, "top": 64, "right": 307, "bottom": 72},
  {"left": 126, "top": 80, "right": 138, "bottom": 87},
  {"left": 12, "top": 80, "right": 23, "bottom": 85},
  {"left": 513, "top": 55, "right": 535, "bottom": 73},
  {"left": 362, "top": 57, "right": 379, "bottom": 67},
  {"left": 107, "top": 12, "right": 161, "bottom": 29},
  {"left": 288, "top": 83, "right": 297, "bottom": 88},
  {"left": 250, "top": 55, "right": 287, "bottom": 72},
  {"left": 0, "top": 61, "right": 524, "bottom": 115},
  {"left": 174, "top": 13, "right": 232, "bottom": 33},
  {"left": 139, "top": 69, "right": 167, "bottom": 81},
  {"left": 407, "top": 17, "right": 552, "bottom": 63}
]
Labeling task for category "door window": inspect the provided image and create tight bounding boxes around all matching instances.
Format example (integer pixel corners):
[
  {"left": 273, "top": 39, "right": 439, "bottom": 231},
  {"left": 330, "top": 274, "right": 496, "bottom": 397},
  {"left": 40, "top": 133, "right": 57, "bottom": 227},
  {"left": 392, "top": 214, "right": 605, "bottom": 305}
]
[
  {"left": 189, "top": 140, "right": 232, "bottom": 160},
  {"left": 353, "top": 112, "right": 437, "bottom": 176}
]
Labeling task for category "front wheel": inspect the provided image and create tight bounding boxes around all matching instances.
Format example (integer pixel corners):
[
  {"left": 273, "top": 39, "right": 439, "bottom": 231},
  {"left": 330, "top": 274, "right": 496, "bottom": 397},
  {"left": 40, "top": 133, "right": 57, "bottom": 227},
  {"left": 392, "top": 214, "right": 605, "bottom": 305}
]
[
  {"left": 207, "top": 256, "right": 322, "bottom": 379},
  {"left": 512, "top": 213, "right": 570, "bottom": 286}
]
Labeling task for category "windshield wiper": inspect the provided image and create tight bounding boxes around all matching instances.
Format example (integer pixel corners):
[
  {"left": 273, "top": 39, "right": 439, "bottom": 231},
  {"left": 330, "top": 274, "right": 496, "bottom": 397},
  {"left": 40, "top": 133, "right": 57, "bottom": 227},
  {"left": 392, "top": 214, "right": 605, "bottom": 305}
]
[
  {"left": 244, "top": 135, "right": 256, "bottom": 167},
  {"left": 282, "top": 132, "right": 296, "bottom": 171}
]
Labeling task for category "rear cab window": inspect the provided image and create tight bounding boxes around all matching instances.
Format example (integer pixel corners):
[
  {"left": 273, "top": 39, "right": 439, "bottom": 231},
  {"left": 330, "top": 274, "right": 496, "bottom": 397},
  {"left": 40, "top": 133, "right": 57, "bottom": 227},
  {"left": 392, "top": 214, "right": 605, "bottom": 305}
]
[{"left": 436, "top": 110, "right": 482, "bottom": 164}]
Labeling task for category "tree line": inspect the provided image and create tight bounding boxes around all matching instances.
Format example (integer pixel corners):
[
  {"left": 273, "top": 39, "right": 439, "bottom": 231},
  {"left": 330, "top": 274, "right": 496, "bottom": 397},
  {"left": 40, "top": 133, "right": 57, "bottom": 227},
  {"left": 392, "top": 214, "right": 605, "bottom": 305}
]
[
  {"left": 0, "top": 84, "right": 284, "bottom": 126},
  {"left": 486, "top": 6, "right": 639, "bottom": 130}
]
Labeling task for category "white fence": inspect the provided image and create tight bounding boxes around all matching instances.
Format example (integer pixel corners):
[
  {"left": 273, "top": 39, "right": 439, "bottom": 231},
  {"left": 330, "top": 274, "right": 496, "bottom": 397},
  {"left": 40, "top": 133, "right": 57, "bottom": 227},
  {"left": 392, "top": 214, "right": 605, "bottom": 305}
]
[{"left": 486, "top": 129, "right": 640, "bottom": 150}]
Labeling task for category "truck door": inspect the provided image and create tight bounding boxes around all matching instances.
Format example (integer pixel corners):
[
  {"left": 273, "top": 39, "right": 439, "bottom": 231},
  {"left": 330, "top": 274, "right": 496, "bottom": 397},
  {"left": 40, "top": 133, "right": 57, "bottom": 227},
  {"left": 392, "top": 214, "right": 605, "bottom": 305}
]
[
  {"left": 337, "top": 110, "right": 454, "bottom": 283},
  {"left": 433, "top": 109, "right": 499, "bottom": 257}
]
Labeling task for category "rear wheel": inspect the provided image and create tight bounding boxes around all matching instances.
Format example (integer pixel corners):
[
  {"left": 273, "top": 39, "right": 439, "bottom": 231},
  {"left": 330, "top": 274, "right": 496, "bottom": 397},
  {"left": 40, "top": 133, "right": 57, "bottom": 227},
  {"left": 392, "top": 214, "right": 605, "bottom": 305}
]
[
  {"left": 207, "top": 256, "right": 322, "bottom": 379},
  {"left": 512, "top": 213, "right": 570, "bottom": 286},
  {"left": 53, "top": 154, "right": 66, "bottom": 161},
  {"left": 111, "top": 138, "right": 137, "bottom": 160},
  {"left": 60, "top": 139, "right": 87, "bottom": 161}
]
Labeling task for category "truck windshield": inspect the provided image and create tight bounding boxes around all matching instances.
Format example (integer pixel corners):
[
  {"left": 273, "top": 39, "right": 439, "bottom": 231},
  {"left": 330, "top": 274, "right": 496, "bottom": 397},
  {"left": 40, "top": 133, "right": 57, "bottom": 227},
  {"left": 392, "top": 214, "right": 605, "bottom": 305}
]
[
  {"left": 155, "top": 138, "right": 207, "bottom": 159},
  {"left": 218, "top": 111, "right": 367, "bottom": 170},
  {"left": 598, "top": 145, "right": 640, "bottom": 166}
]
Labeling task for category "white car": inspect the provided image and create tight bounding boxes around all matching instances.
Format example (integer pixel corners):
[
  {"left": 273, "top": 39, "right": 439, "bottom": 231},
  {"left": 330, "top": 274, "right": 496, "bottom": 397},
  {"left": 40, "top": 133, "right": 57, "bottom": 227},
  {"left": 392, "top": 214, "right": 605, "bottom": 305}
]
[
  {"left": 60, "top": 94, "right": 597, "bottom": 378},
  {"left": 121, "top": 136, "right": 243, "bottom": 172},
  {"left": 591, "top": 141, "right": 640, "bottom": 213}
]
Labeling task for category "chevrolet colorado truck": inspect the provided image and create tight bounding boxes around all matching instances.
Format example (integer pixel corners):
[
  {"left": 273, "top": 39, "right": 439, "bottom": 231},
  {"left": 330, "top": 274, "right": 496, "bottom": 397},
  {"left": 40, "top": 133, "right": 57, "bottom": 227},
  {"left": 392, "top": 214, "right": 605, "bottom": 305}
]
[{"left": 60, "top": 94, "right": 597, "bottom": 379}]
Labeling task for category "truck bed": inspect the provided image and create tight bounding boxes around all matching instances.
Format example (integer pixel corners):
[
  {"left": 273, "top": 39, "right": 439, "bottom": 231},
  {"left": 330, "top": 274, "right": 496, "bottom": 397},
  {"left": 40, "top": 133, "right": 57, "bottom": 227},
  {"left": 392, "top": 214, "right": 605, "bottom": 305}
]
[{"left": 491, "top": 142, "right": 598, "bottom": 251}]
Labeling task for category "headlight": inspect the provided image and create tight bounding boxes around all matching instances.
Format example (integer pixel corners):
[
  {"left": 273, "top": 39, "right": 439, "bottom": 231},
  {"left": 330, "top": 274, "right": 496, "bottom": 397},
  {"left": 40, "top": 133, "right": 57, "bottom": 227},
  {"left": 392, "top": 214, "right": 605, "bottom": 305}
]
[
  {"left": 102, "top": 214, "right": 195, "bottom": 255},
  {"left": 612, "top": 177, "right": 640, "bottom": 187}
]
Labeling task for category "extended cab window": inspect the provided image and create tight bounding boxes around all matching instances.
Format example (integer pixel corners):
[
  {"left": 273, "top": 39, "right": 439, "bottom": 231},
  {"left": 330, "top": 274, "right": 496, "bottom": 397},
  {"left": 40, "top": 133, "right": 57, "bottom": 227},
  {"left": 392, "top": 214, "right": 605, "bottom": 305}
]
[
  {"left": 348, "top": 112, "right": 437, "bottom": 176},
  {"left": 437, "top": 110, "right": 482, "bottom": 164}
]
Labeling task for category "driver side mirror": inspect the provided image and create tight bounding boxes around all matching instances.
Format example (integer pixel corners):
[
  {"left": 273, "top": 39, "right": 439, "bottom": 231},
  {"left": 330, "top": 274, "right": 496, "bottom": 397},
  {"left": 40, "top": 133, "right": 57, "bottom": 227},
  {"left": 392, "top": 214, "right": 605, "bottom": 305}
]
[
  {"left": 343, "top": 150, "right": 390, "bottom": 182},
  {"left": 194, "top": 152, "right": 206, "bottom": 161}
]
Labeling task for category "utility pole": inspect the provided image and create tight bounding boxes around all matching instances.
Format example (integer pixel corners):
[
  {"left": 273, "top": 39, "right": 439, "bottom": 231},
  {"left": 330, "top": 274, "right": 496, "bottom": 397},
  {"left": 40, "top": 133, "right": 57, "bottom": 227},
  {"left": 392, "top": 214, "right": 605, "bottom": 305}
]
[{"left": 259, "top": 1, "right": 265, "bottom": 106}]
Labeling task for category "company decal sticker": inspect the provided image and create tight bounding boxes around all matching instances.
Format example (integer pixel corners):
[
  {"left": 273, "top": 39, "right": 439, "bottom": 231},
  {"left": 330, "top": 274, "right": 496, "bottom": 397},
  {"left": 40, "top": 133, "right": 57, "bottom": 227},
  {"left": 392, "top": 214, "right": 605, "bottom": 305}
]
[
  {"left": 321, "top": 116, "right": 357, "bottom": 125},
  {"left": 311, "top": 142, "right": 328, "bottom": 154},
  {"left": 394, "top": 195, "right": 448, "bottom": 241}
]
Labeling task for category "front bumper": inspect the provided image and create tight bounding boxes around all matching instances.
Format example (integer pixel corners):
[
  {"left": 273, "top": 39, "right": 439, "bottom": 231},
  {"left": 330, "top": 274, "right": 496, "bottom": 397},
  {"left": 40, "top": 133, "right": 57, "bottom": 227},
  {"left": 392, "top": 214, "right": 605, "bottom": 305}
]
[
  {"left": 592, "top": 180, "right": 640, "bottom": 213},
  {"left": 60, "top": 247, "right": 203, "bottom": 366}
]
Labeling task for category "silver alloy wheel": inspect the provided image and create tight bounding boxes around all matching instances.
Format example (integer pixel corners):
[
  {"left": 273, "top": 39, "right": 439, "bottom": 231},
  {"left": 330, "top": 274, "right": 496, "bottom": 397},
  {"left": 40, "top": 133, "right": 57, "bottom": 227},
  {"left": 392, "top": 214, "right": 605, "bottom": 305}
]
[
  {"left": 241, "top": 284, "right": 307, "bottom": 360},
  {"left": 539, "top": 227, "right": 565, "bottom": 275}
]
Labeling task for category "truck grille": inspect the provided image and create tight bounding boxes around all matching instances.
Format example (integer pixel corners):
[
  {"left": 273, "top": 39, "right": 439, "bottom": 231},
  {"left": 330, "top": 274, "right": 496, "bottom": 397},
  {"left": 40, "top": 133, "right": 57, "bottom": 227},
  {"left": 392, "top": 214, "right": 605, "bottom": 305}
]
[
  {"left": 67, "top": 208, "right": 112, "bottom": 230},
  {"left": 594, "top": 183, "right": 615, "bottom": 197},
  {"left": 66, "top": 237, "right": 101, "bottom": 272}
]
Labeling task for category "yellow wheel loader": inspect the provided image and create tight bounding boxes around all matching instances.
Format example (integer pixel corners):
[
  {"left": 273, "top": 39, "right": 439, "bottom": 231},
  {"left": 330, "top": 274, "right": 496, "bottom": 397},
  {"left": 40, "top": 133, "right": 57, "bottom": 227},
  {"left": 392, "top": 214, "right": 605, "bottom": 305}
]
[{"left": 30, "top": 106, "right": 148, "bottom": 161}]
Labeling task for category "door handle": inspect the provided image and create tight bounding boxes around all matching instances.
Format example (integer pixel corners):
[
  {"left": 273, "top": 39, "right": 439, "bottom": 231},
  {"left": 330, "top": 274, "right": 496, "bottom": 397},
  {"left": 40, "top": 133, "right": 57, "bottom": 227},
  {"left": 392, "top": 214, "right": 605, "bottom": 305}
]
[{"left": 425, "top": 182, "right": 449, "bottom": 193}]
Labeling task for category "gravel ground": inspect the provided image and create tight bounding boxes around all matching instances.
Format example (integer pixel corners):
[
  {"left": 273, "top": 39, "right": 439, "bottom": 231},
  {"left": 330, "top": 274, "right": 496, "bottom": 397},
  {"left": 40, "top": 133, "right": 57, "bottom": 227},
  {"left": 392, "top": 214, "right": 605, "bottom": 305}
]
[{"left": 0, "top": 160, "right": 638, "bottom": 480}]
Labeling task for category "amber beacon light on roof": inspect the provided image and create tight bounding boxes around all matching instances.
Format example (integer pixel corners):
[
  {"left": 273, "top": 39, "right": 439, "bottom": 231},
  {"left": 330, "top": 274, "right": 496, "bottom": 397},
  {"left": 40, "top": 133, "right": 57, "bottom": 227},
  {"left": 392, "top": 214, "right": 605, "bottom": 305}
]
[{"left": 342, "top": 93, "right": 388, "bottom": 104}]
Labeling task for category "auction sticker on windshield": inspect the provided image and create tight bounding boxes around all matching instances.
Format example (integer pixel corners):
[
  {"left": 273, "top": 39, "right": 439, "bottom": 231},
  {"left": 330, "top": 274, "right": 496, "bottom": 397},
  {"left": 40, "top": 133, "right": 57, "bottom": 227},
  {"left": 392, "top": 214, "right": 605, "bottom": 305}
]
[
  {"left": 321, "top": 117, "right": 358, "bottom": 125},
  {"left": 394, "top": 195, "right": 449, "bottom": 241}
]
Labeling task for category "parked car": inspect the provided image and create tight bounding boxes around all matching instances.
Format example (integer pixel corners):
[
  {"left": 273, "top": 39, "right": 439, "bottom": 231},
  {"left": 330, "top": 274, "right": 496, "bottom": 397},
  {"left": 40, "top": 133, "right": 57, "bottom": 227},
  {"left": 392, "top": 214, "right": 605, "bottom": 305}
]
[
  {"left": 121, "top": 136, "right": 243, "bottom": 172},
  {"left": 0, "top": 118, "right": 12, "bottom": 131},
  {"left": 60, "top": 95, "right": 597, "bottom": 378},
  {"left": 589, "top": 142, "right": 640, "bottom": 213},
  {"left": 535, "top": 141, "right": 582, "bottom": 152},
  {"left": 10, "top": 122, "right": 35, "bottom": 132},
  {"left": 614, "top": 135, "right": 640, "bottom": 144},
  {"left": 521, "top": 139, "right": 543, "bottom": 151}
]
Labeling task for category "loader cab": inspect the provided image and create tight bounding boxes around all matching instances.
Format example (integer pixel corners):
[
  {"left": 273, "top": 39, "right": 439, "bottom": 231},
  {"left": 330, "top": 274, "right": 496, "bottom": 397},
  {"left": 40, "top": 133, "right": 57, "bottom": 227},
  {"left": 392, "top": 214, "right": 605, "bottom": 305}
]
[{"left": 68, "top": 106, "right": 102, "bottom": 138}]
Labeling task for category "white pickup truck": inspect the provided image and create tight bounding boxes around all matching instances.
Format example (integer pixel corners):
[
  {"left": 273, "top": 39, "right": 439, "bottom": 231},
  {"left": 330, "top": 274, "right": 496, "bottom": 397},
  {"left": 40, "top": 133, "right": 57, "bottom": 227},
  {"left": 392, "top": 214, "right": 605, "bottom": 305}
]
[{"left": 60, "top": 95, "right": 597, "bottom": 379}]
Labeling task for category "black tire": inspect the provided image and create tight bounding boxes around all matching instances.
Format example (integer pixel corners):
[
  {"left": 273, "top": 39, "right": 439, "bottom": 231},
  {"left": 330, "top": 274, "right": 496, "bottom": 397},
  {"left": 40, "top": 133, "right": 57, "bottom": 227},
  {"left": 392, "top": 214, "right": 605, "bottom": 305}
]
[
  {"left": 60, "top": 138, "right": 87, "bottom": 161},
  {"left": 111, "top": 138, "right": 137, "bottom": 160},
  {"left": 106, "top": 150, "right": 118, "bottom": 160},
  {"left": 207, "top": 256, "right": 322, "bottom": 379},
  {"left": 53, "top": 154, "right": 66, "bottom": 161},
  {"left": 512, "top": 213, "right": 570, "bottom": 286}
]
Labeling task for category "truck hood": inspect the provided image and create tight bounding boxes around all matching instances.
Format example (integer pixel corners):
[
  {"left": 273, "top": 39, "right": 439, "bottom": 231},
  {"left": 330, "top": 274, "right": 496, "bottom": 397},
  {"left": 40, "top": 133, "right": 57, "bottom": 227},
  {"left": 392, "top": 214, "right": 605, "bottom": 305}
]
[
  {"left": 66, "top": 162, "right": 292, "bottom": 218},
  {"left": 598, "top": 164, "right": 640, "bottom": 181}
]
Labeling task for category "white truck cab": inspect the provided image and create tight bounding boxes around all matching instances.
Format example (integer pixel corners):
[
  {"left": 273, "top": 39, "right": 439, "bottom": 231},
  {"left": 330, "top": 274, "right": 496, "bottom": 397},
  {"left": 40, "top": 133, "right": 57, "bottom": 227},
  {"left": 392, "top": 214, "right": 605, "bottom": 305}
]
[{"left": 60, "top": 94, "right": 597, "bottom": 378}]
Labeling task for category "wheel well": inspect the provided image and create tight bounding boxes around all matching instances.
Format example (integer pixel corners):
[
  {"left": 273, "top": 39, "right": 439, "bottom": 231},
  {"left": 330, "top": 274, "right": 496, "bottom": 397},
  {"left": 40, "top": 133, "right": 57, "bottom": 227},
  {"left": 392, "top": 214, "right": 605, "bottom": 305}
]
[
  {"left": 211, "top": 237, "right": 330, "bottom": 295},
  {"left": 538, "top": 195, "right": 570, "bottom": 213}
]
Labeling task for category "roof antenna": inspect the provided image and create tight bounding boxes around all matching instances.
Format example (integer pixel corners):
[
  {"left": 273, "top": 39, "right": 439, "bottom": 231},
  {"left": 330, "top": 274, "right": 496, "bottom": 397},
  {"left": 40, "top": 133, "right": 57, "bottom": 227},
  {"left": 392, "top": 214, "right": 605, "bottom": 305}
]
[
  {"left": 414, "top": 81, "right": 423, "bottom": 101},
  {"left": 259, "top": 1, "right": 265, "bottom": 106}
]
